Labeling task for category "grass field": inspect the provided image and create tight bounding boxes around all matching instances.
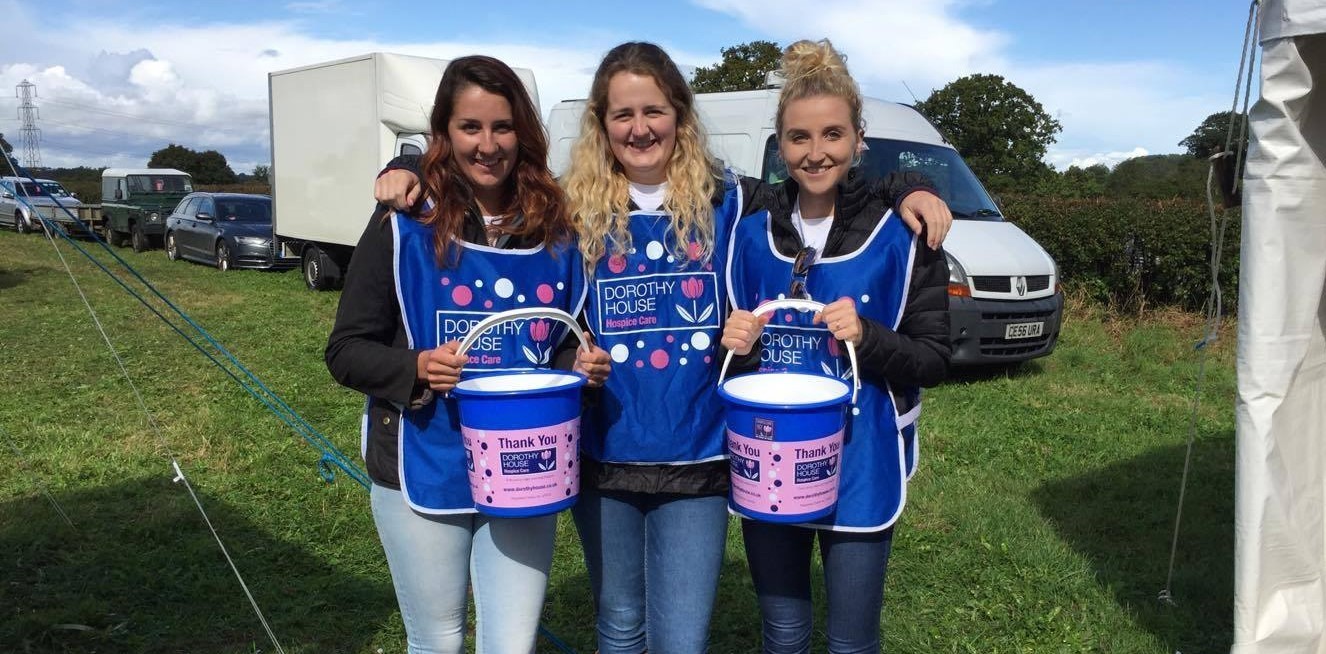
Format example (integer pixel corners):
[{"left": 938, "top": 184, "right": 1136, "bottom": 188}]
[{"left": 0, "top": 228, "right": 1238, "bottom": 653}]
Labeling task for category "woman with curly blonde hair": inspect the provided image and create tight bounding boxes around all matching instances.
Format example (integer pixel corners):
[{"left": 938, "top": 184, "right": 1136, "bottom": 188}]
[{"left": 557, "top": 41, "right": 746, "bottom": 654}]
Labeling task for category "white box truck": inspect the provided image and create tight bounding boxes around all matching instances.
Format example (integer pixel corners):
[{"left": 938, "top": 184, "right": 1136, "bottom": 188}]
[
  {"left": 268, "top": 52, "right": 539, "bottom": 290},
  {"left": 548, "top": 89, "right": 1062, "bottom": 366}
]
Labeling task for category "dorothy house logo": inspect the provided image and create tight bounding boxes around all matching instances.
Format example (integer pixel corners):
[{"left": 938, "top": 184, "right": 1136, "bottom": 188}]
[{"left": 435, "top": 311, "right": 557, "bottom": 369}]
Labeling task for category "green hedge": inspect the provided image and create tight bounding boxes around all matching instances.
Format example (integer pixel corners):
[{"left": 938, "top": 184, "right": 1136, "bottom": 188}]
[{"left": 1000, "top": 194, "right": 1240, "bottom": 312}]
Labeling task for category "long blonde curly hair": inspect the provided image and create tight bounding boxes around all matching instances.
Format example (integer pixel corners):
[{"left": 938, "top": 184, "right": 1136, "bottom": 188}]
[{"left": 562, "top": 42, "right": 720, "bottom": 274}]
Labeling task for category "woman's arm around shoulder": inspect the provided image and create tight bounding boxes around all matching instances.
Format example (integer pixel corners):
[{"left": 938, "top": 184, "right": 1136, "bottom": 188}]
[
  {"left": 853, "top": 239, "right": 952, "bottom": 388},
  {"left": 324, "top": 206, "right": 429, "bottom": 405}
]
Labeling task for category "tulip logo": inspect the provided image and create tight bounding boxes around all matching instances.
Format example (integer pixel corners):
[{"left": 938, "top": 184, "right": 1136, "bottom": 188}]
[
  {"left": 522, "top": 319, "right": 554, "bottom": 365},
  {"left": 732, "top": 454, "right": 761, "bottom": 481},
  {"left": 675, "top": 277, "right": 714, "bottom": 324},
  {"left": 819, "top": 334, "right": 854, "bottom": 381},
  {"left": 537, "top": 448, "right": 556, "bottom": 472}
]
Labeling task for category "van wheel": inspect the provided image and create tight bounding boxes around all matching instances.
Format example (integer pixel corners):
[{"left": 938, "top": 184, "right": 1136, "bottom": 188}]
[
  {"left": 165, "top": 232, "right": 180, "bottom": 261},
  {"left": 215, "top": 241, "right": 232, "bottom": 271},
  {"left": 302, "top": 245, "right": 342, "bottom": 291},
  {"left": 131, "top": 224, "right": 149, "bottom": 252}
]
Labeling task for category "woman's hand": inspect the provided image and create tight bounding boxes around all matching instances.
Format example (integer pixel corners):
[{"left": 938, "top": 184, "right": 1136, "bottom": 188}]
[
  {"left": 574, "top": 344, "right": 612, "bottom": 388},
  {"left": 375, "top": 169, "right": 422, "bottom": 211},
  {"left": 815, "top": 297, "right": 863, "bottom": 347},
  {"left": 722, "top": 310, "right": 769, "bottom": 356},
  {"left": 417, "top": 340, "right": 467, "bottom": 393},
  {"left": 898, "top": 190, "right": 952, "bottom": 250}
]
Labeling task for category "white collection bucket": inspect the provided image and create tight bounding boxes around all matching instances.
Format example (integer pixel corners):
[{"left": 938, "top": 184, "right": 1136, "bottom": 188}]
[
  {"left": 451, "top": 307, "right": 588, "bottom": 517},
  {"left": 717, "top": 299, "right": 859, "bottom": 523}
]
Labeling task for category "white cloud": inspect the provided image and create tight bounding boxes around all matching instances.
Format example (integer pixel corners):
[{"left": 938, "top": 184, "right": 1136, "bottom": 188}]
[
  {"left": 696, "top": 0, "right": 1219, "bottom": 168},
  {"left": 0, "top": 0, "right": 1219, "bottom": 173},
  {"left": 695, "top": 0, "right": 1011, "bottom": 93},
  {"left": 1048, "top": 147, "right": 1150, "bottom": 171}
]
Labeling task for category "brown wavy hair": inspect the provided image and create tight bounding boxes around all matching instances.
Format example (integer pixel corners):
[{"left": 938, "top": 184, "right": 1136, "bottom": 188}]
[{"left": 417, "top": 55, "right": 569, "bottom": 265}]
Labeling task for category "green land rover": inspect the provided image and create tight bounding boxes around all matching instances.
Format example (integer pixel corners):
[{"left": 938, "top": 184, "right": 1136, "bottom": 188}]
[{"left": 100, "top": 168, "right": 193, "bottom": 252}]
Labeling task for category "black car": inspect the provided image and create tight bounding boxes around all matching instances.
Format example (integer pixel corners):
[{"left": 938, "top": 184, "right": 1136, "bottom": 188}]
[{"left": 165, "top": 193, "right": 285, "bottom": 271}]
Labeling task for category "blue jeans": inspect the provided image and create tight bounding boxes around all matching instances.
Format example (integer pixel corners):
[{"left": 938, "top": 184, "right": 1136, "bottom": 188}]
[
  {"left": 371, "top": 484, "right": 556, "bottom": 654},
  {"left": 572, "top": 488, "right": 730, "bottom": 654},
  {"left": 741, "top": 520, "right": 895, "bottom": 654}
]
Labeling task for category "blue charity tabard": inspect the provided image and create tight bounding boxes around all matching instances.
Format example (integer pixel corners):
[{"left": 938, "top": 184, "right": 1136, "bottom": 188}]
[
  {"left": 725, "top": 206, "right": 922, "bottom": 531},
  {"left": 580, "top": 176, "right": 744, "bottom": 464},
  {"left": 385, "top": 212, "right": 587, "bottom": 513}
]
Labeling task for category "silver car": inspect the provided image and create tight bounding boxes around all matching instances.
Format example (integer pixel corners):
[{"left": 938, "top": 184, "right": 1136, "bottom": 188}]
[{"left": 0, "top": 176, "right": 84, "bottom": 234}]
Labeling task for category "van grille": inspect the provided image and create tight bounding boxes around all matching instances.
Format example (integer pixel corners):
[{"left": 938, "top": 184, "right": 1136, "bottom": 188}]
[
  {"left": 972, "top": 276, "right": 1009, "bottom": 292},
  {"left": 980, "top": 334, "right": 1054, "bottom": 357},
  {"left": 972, "top": 275, "right": 1052, "bottom": 294}
]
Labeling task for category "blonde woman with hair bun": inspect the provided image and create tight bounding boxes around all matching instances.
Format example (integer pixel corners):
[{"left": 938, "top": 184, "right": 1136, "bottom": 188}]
[{"left": 721, "top": 38, "right": 954, "bottom": 654}]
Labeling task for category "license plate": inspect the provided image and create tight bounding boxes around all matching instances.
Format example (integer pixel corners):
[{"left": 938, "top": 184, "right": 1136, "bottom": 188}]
[{"left": 1004, "top": 321, "right": 1044, "bottom": 339}]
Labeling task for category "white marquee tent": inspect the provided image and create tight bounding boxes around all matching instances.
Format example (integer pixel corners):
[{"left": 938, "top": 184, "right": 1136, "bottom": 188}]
[{"left": 1233, "top": 0, "right": 1326, "bottom": 651}]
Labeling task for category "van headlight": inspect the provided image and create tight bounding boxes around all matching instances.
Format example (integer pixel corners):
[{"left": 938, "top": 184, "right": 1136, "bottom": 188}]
[{"left": 946, "top": 253, "right": 971, "bottom": 298}]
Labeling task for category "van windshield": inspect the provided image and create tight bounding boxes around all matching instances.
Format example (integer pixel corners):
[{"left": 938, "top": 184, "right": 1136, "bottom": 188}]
[{"left": 761, "top": 137, "right": 1004, "bottom": 221}]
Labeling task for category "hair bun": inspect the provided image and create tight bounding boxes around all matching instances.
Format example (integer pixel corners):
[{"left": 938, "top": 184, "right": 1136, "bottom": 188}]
[{"left": 780, "top": 39, "right": 848, "bottom": 83}]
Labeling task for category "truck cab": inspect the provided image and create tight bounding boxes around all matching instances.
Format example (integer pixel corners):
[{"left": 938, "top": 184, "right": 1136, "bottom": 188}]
[
  {"left": 100, "top": 168, "right": 193, "bottom": 252},
  {"left": 549, "top": 90, "right": 1062, "bottom": 366}
]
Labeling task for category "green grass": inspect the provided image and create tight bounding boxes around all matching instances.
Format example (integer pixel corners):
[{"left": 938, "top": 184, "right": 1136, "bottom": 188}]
[{"left": 0, "top": 229, "right": 1237, "bottom": 653}]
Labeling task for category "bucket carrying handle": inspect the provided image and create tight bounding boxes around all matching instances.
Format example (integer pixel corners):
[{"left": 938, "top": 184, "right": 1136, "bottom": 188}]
[
  {"left": 718, "top": 298, "right": 860, "bottom": 404},
  {"left": 456, "top": 307, "right": 589, "bottom": 359}
]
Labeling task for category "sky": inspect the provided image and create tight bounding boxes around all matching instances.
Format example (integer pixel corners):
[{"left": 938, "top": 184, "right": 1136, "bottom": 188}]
[{"left": 0, "top": 0, "right": 1257, "bottom": 175}]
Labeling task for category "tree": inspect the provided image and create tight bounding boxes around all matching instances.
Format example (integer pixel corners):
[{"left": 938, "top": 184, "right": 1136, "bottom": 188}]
[
  {"left": 0, "top": 132, "right": 17, "bottom": 173},
  {"left": 1032, "top": 164, "right": 1110, "bottom": 198},
  {"left": 1105, "top": 154, "right": 1208, "bottom": 199},
  {"left": 148, "top": 143, "right": 196, "bottom": 172},
  {"left": 1180, "top": 110, "right": 1247, "bottom": 158},
  {"left": 252, "top": 164, "right": 270, "bottom": 182},
  {"left": 146, "top": 143, "right": 236, "bottom": 184},
  {"left": 691, "top": 41, "right": 782, "bottom": 93},
  {"left": 915, "top": 74, "right": 1062, "bottom": 192},
  {"left": 194, "top": 150, "right": 236, "bottom": 184}
]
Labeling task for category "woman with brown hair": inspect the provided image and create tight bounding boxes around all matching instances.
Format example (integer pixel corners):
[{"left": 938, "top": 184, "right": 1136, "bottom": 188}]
[{"left": 326, "top": 55, "right": 607, "bottom": 654}]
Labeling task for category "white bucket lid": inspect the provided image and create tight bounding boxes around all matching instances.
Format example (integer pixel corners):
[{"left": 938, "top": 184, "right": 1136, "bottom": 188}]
[
  {"left": 720, "top": 372, "right": 849, "bottom": 407},
  {"left": 454, "top": 372, "right": 584, "bottom": 395}
]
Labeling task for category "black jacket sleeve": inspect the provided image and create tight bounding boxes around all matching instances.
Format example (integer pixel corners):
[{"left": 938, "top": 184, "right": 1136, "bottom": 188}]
[
  {"left": 854, "top": 236, "right": 951, "bottom": 389},
  {"left": 382, "top": 154, "right": 421, "bottom": 177},
  {"left": 324, "top": 206, "right": 429, "bottom": 405}
]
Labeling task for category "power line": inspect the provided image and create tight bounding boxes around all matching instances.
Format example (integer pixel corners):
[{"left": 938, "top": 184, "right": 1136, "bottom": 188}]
[{"left": 40, "top": 98, "right": 257, "bottom": 134}]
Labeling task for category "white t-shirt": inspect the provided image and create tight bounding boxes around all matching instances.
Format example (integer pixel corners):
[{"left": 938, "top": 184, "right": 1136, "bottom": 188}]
[
  {"left": 791, "top": 199, "right": 834, "bottom": 259},
  {"left": 629, "top": 182, "right": 668, "bottom": 212}
]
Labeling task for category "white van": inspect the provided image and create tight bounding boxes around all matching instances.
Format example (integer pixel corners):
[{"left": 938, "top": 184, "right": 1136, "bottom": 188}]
[{"left": 547, "top": 89, "right": 1062, "bottom": 365}]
